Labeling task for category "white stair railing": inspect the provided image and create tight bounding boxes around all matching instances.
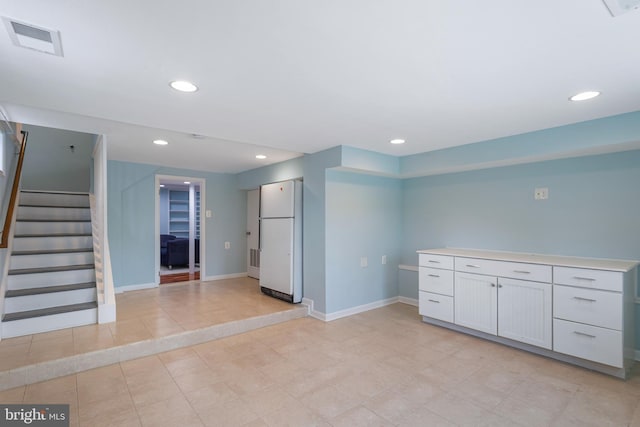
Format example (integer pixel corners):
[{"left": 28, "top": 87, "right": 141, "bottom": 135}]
[{"left": 91, "top": 135, "right": 115, "bottom": 323}]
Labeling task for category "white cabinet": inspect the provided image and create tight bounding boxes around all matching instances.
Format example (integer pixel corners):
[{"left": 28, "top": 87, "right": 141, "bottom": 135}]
[
  {"left": 418, "top": 254, "right": 454, "bottom": 322},
  {"left": 454, "top": 272, "right": 497, "bottom": 335},
  {"left": 453, "top": 273, "right": 552, "bottom": 349},
  {"left": 498, "top": 278, "right": 552, "bottom": 349},
  {"left": 552, "top": 266, "right": 627, "bottom": 368},
  {"left": 417, "top": 248, "right": 637, "bottom": 378}
]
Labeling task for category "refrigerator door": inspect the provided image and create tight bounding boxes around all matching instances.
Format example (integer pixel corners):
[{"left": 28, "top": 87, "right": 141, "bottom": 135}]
[
  {"left": 260, "top": 218, "right": 294, "bottom": 295},
  {"left": 261, "top": 181, "right": 295, "bottom": 218}
]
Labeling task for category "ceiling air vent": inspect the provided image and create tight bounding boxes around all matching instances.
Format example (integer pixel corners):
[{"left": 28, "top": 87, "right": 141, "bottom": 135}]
[{"left": 2, "top": 17, "right": 63, "bottom": 56}]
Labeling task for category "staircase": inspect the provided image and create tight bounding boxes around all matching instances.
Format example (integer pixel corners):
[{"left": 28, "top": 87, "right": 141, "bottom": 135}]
[{"left": 2, "top": 191, "right": 98, "bottom": 338}]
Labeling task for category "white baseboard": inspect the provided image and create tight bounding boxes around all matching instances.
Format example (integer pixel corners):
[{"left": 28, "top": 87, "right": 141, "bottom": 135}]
[
  {"left": 398, "top": 296, "right": 419, "bottom": 306},
  {"left": 201, "top": 272, "right": 248, "bottom": 282},
  {"left": 398, "top": 264, "right": 419, "bottom": 272},
  {"left": 303, "top": 297, "right": 400, "bottom": 322},
  {"left": 115, "top": 282, "right": 157, "bottom": 294}
]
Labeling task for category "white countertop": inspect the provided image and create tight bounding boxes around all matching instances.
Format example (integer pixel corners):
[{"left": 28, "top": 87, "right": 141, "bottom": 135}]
[{"left": 417, "top": 248, "right": 639, "bottom": 272}]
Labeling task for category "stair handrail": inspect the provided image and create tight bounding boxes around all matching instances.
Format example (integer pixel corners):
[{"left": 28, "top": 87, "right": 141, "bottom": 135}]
[{"left": 0, "top": 129, "right": 28, "bottom": 248}]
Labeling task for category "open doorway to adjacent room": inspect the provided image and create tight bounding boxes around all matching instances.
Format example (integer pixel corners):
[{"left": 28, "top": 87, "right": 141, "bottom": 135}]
[{"left": 155, "top": 175, "right": 205, "bottom": 284}]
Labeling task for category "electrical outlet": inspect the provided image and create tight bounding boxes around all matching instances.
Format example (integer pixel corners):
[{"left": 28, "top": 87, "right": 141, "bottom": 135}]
[
  {"left": 534, "top": 187, "right": 549, "bottom": 200},
  {"left": 206, "top": 210, "right": 212, "bottom": 218},
  {"left": 224, "top": 241, "right": 230, "bottom": 249},
  {"left": 360, "top": 257, "right": 368, "bottom": 267},
  {"left": 382, "top": 255, "right": 387, "bottom": 265}
]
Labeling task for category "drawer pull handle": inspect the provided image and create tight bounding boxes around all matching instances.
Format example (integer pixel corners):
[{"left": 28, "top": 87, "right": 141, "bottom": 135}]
[
  {"left": 573, "top": 276, "right": 596, "bottom": 282},
  {"left": 428, "top": 260, "right": 441, "bottom": 264},
  {"left": 428, "top": 274, "right": 440, "bottom": 278},
  {"left": 513, "top": 270, "right": 530, "bottom": 274},
  {"left": 573, "top": 296, "right": 596, "bottom": 302},
  {"left": 428, "top": 299, "right": 440, "bottom": 303},
  {"left": 466, "top": 264, "right": 480, "bottom": 268},
  {"left": 573, "top": 331, "right": 596, "bottom": 339},
  {"left": 490, "top": 283, "right": 496, "bottom": 287}
]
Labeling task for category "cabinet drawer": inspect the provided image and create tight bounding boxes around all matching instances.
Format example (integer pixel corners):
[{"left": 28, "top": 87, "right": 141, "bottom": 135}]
[
  {"left": 553, "top": 319, "right": 622, "bottom": 368},
  {"left": 455, "top": 257, "right": 551, "bottom": 283},
  {"left": 554, "top": 285, "right": 622, "bottom": 330},
  {"left": 419, "top": 291, "right": 454, "bottom": 323},
  {"left": 419, "top": 267, "right": 454, "bottom": 296},
  {"left": 418, "top": 253, "right": 454, "bottom": 270},
  {"left": 553, "top": 267, "right": 623, "bottom": 292}
]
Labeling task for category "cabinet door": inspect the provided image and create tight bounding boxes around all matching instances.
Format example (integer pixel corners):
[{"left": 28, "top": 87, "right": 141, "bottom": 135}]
[
  {"left": 498, "top": 278, "right": 552, "bottom": 349},
  {"left": 454, "top": 272, "right": 497, "bottom": 335}
]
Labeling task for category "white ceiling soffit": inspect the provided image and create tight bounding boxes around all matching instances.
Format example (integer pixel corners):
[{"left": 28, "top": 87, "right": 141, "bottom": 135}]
[
  {"left": 602, "top": 0, "right": 640, "bottom": 16},
  {"left": 2, "top": 16, "right": 63, "bottom": 56}
]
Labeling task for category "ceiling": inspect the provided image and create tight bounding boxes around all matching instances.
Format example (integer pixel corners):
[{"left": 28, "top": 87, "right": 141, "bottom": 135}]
[{"left": 1, "top": 0, "right": 639, "bottom": 173}]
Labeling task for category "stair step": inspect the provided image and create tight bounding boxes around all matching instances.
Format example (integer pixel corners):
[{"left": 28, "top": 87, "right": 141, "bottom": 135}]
[
  {"left": 12, "top": 248, "right": 93, "bottom": 256},
  {"left": 19, "top": 191, "right": 90, "bottom": 208},
  {"left": 9, "top": 263, "right": 95, "bottom": 276},
  {"left": 5, "top": 282, "right": 96, "bottom": 298},
  {"left": 2, "top": 302, "right": 98, "bottom": 322},
  {"left": 18, "top": 219, "right": 92, "bottom": 222},
  {"left": 19, "top": 204, "right": 90, "bottom": 209},
  {"left": 17, "top": 205, "right": 91, "bottom": 221},
  {"left": 14, "top": 233, "right": 92, "bottom": 238}
]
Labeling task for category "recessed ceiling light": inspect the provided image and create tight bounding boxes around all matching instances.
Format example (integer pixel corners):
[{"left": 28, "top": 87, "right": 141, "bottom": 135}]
[
  {"left": 390, "top": 139, "right": 406, "bottom": 145},
  {"left": 256, "top": 154, "right": 267, "bottom": 159},
  {"left": 184, "top": 181, "right": 191, "bottom": 184},
  {"left": 159, "top": 184, "right": 165, "bottom": 188},
  {"left": 153, "top": 139, "right": 168, "bottom": 145},
  {"left": 170, "top": 80, "right": 198, "bottom": 93},
  {"left": 570, "top": 91, "right": 600, "bottom": 101}
]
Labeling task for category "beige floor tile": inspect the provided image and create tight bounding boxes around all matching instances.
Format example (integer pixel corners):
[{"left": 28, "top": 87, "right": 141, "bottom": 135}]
[
  {"left": 329, "top": 405, "right": 394, "bottom": 427},
  {"left": 172, "top": 369, "right": 222, "bottom": 394},
  {"left": 195, "top": 397, "right": 259, "bottom": 427},
  {"left": 163, "top": 353, "right": 210, "bottom": 377},
  {"left": 240, "top": 385, "right": 300, "bottom": 417},
  {"left": 260, "top": 404, "right": 330, "bottom": 427},
  {"left": 136, "top": 395, "right": 204, "bottom": 427},
  {"left": 0, "top": 386, "right": 25, "bottom": 403},
  {"left": 508, "top": 377, "right": 576, "bottom": 415},
  {"left": 128, "top": 376, "right": 183, "bottom": 408},
  {"left": 397, "top": 404, "right": 456, "bottom": 427},
  {"left": 78, "top": 393, "right": 137, "bottom": 424},
  {"left": 426, "top": 391, "right": 499, "bottom": 426},
  {"left": 557, "top": 388, "right": 639, "bottom": 426},
  {"left": 494, "top": 395, "right": 557, "bottom": 427},
  {"left": 299, "top": 384, "right": 362, "bottom": 419},
  {"left": 183, "top": 381, "right": 239, "bottom": 411}
]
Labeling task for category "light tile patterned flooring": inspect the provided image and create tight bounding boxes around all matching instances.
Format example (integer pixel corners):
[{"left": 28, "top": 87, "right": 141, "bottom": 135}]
[
  {"left": 2, "top": 279, "right": 640, "bottom": 426},
  {"left": 0, "top": 277, "right": 293, "bottom": 371}
]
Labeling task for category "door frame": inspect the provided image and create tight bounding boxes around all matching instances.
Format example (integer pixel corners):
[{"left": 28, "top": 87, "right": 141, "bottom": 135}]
[{"left": 154, "top": 174, "right": 206, "bottom": 284}]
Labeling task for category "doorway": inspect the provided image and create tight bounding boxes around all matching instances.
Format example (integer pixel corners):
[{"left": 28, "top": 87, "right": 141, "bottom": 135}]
[{"left": 155, "top": 175, "right": 205, "bottom": 284}]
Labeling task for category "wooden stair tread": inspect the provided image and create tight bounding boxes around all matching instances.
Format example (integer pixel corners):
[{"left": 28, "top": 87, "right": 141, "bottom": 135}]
[
  {"left": 19, "top": 204, "right": 89, "bottom": 209},
  {"left": 13, "top": 233, "right": 92, "bottom": 238},
  {"left": 12, "top": 248, "right": 93, "bottom": 256},
  {"left": 6, "top": 282, "right": 96, "bottom": 298},
  {"left": 17, "top": 219, "right": 92, "bottom": 223},
  {"left": 2, "top": 302, "right": 98, "bottom": 322},
  {"left": 8, "top": 264, "right": 95, "bottom": 275}
]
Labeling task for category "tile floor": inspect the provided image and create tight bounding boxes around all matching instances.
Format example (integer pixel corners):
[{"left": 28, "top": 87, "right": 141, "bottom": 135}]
[
  {"left": 2, "top": 292, "right": 640, "bottom": 426},
  {"left": 0, "top": 277, "right": 294, "bottom": 372}
]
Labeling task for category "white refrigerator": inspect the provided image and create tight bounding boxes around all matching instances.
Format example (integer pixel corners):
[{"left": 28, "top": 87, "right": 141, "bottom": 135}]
[{"left": 259, "top": 180, "right": 303, "bottom": 303}]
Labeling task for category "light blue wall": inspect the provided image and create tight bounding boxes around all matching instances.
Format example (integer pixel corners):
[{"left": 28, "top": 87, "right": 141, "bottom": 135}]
[
  {"left": 21, "top": 125, "right": 94, "bottom": 192},
  {"left": 107, "top": 160, "right": 246, "bottom": 288},
  {"left": 401, "top": 111, "right": 640, "bottom": 177},
  {"left": 237, "top": 157, "right": 304, "bottom": 190},
  {"left": 325, "top": 170, "right": 402, "bottom": 313},
  {"left": 400, "top": 150, "right": 640, "bottom": 345}
]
